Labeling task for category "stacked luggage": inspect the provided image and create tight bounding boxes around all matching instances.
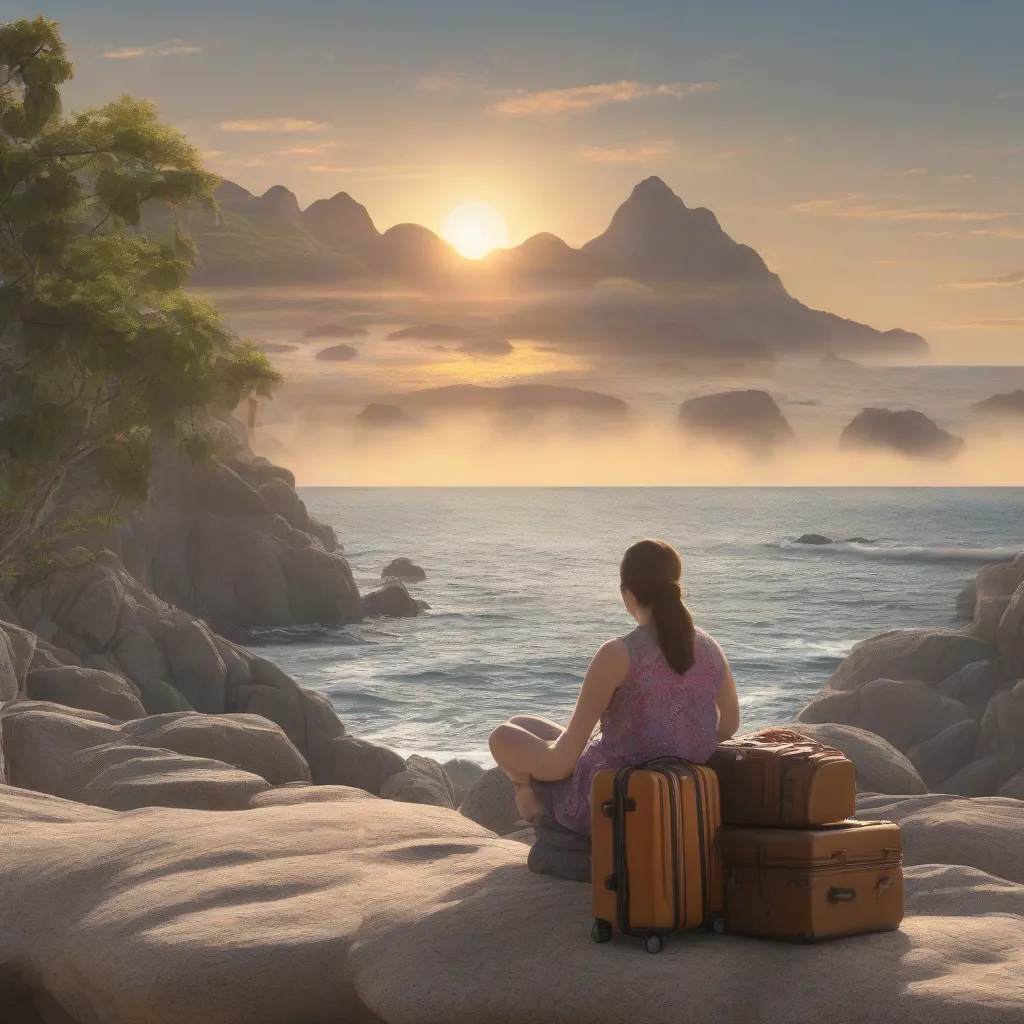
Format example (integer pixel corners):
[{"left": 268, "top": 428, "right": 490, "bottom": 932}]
[{"left": 591, "top": 729, "right": 904, "bottom": 952}]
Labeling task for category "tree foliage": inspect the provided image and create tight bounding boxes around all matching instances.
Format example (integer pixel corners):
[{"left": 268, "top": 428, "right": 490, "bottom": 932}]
[{"left": 0, "top": 16, "right": 281, "bottom": 579}]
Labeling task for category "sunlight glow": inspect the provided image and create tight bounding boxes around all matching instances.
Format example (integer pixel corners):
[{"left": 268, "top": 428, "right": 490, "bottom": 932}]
[{"left": 441, "top": 202, "right": 509, "bottom": 259}]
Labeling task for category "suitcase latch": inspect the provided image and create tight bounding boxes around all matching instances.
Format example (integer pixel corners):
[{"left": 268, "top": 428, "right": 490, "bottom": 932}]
[
  {"left": 601, "top": 798, "right": 635, "bottom": 818},
  {"left": 827, "top": 887, "right": 858, "bottom": 903}
]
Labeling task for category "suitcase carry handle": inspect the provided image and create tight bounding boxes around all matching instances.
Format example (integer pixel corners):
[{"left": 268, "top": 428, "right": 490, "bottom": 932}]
[{"left": 828, "top": 887, "right": 858, "bottom": 903}]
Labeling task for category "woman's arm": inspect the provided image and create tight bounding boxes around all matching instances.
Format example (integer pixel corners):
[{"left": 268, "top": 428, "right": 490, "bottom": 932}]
[
  {"left": 716, "top": 655, "right": 740, "bottom": 741},
  {"left": 539, "top": 639, "right": 629, "bottom": 781}
]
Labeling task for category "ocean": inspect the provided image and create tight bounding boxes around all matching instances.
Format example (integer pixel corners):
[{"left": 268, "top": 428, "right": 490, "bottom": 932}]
[{"left": 256, "top": 487, "right": 1023, "bottom": 766}]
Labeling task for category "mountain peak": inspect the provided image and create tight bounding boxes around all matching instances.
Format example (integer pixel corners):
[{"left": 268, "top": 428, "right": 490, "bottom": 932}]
[
  {"left": 582, "top": 177, "right": 775, "bottom": 286},
  {"left": 629, "top": 176, "right": 686, "bottom": 210},
  {"left": 301, "top": 191, "right": 380, "bottom": 249}
]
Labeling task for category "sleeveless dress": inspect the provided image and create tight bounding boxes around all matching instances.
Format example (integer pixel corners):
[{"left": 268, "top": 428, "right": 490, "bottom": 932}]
[{"left": 531, "top": 624, "right": 726, "bottom": 835}]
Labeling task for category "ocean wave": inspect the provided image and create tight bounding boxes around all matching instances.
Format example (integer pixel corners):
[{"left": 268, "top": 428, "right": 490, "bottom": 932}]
[{"left": 773, "top": 539, "right": 1021, "bottom": 565}]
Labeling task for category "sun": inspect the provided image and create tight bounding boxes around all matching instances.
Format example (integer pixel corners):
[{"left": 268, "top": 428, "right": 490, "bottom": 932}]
[{"left": 441, "top": 202, "right": 509, "bottom": 259}]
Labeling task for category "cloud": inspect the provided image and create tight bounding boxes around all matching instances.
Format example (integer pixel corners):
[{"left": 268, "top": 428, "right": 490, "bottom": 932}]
[
  {"left": 277, "top": 141, "right": 343, "bottom": 156},
  {"left": 944, "top": 270, "right": 1024, "bottom": 289},
  {"left": 579, "top": 140, "right": 678, "bottom": 164},
  {"left": 102, "top": 42, "right": 200, "bottom": 59},
  {"left": 307, "top": 162, "right": 430, "bottom": 180},
  {"left": 200, "top": 149, "right": 225, "bottom": 160},
  {"left": 936, "top": 317, "right": 1024, "bottom": 330},
  {"left": 997, "top": 89, "right": 1024, "bottom": 99},
  {"left": 415, "top": 67, "right": 478, "bottom": 93},
  {"left": 972, "top": 227, "right": 1024, "bottom": 240},
  {"left": 792, "top": 194, "right": 1018, "bottom": 222},
  {"left": 872, "top": 258, "right": 921, "bottom": 266},
  {"left": 489, "top": 80, "right": 719, "bottom": 117},
  {"left": 218, "top": 118, "right": 329, "bottom": 133}
]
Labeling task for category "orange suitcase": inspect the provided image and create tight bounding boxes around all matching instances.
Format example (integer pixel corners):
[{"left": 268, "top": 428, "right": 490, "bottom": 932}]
[
  {"left": 719, "top": 819, "right": 904, "bottom": 942},
  {"left": 709, "top": 729, "right": 856, "bottom": 828},
  {"left": 591, "top": 760, "right": 724, "bottom": 953}
]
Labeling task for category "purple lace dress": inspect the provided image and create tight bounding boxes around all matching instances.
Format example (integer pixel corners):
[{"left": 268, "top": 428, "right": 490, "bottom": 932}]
[{"left": 532, "top": 624, "right": 726, "bottom": 835}]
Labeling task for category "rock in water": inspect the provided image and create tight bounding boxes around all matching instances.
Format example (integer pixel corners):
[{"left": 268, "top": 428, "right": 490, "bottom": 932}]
[
  {"left": 357, "top": 403, "right": 410, "bottom": 428},
  {"left": 362, "top": 580, "right": 423, "bottom": 618},
  {"left": 839, "top": 408, "right": 964, "bottom": 459},
  {"left": 678, "top": 390, "right": 796, "bottom": 452},
  {"left": 381, "top": 557, "right": 427, "bottom": 582},
  {"left": 794, "top": 534, "right": 833, "bottom": 545},
  {"left": 970, "top": 389, "right": 1024, "bottom": 418},
  {"left": 315, "top": 343, "right": 358, "bottom": 361}
]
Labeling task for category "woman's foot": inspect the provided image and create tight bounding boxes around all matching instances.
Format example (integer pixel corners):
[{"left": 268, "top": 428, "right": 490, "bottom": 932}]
[{"left": 513, "top": 781, "right": 546, "bottom": 826}]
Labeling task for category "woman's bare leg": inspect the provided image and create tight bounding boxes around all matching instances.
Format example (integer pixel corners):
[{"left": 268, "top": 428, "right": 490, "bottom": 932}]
[{"left": 489, "top": 715, "right": 567, "bottom": 826}]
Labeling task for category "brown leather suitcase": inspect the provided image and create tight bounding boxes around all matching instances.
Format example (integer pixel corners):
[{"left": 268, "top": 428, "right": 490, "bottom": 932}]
[
  {"left": 719, "top": 819, "right": 904, "bottom": 942},
  {"left": 709, "top": 728, "right": 856, "bottom": 827},
  {"left": 591, "top": 760, "right": 725, "bottom": 953}
]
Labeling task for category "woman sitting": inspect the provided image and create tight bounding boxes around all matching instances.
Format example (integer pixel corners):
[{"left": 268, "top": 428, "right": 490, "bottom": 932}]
[{"left": 489, "top": 538, "right": 740, "bottom": 835}]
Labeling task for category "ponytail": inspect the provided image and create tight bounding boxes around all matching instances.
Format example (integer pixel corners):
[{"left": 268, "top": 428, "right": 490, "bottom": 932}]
[
  {"left": 651, "top": 580, "right": 696, "bottom": 674},
  {"left": 620, "top": 540, "right": 696, "bottom": 675}
]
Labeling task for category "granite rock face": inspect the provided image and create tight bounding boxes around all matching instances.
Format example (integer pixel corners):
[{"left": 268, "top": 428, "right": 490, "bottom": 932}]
[
  {"left": 1, "top": 786, "right": 1022, "bottom": 1024},
  {"left": 797, "top": 554, "right": 1024, "bottom": 798}
]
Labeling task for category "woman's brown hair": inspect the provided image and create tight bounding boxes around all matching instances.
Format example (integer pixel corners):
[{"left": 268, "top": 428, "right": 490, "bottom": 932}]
[{"left": 620, "top": 539, "right": 696, "bottom": 674}]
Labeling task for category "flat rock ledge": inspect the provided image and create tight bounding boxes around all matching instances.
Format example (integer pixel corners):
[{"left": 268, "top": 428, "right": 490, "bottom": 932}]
[{"left": 1, "top": 785, "right": 1022, "bottom": 1024}]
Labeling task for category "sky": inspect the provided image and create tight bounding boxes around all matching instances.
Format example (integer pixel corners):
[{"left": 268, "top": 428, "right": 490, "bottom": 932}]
[{"left": 21, "top": 0, "right": 1024, "bottom": 362}]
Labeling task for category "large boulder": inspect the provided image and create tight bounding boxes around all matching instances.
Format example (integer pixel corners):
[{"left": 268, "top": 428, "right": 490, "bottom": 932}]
[
  {"left": 1000, "top": 770, "right": 1024, "bottom": 800},
  {"left": 856, "top": 792, "right": 1024, "bottom": 883},
  {"left": 362, "top": 580, "right": 424, "bottom": 619},
  {"left": 250, "top": 784, "right": 372, "bottom": 808},
  {"left": 783, "top": 722, "right": 927, "bottom": 795},
  {"left": 23, "top": 665, "right": 146, "bottom": 722},
  {"left": 798, "top": 678, "right": 971, "bottom": 752},
  {"left": 973, "top": 561, "right": 1024, "bottom": 643},
  {"left": 127, "top": 713, "right": 311, "bottom": 786},
  {"left": 826, "top": 628, "right": 995, "bottom": 692},
  {"left": 938, "top": 755, "right": 1004, "bottom": 797},
  {"left": 677, "top": 390, "right": 796, "bottom": 452},
  {"left": 906, "top": 720, "right": 980, "bottom": 788},
  {"left": 158, "top": 620, "right": 228, "bottom": 714},
  {"left": 379, "top": 754, "right": 455, "bottom": 808},
  {"left": 0, "top": 701, "right": 121, "bottom": 794},
  {"left": 0, "top": 621, "right": 38, "bottom": 701},
  {"left": 381, "top": 558, "right": 426, "bottom": 582},
  {"left": 459, "top": 766, "right": 521, "bottom": 835},
  {"left": 443, "top": 757, "right": 486, "bottom": 806},
  {"left": 139, "top": 439, "right": 360, "bottom": 629},
  {"left": 79, "top": 752, "right": 271, "bottom": 811},
  {"left": 2, "top": 786, "right": 1023, "bottom": 1024},
  {"left": 319, "top": 735, "right": 406, "bottom": 794},
  {"left": 997, "top": 578, "right": 1024, "bottom": 675},
  {"left": 973, "top": 681, "right": 1024, "bottom": 787},
  {"left": 839, "top": 407, "right": 964, "bottom": 459},
  {"left": 59, "top": 742, "right": 179, "bottom": 802},
  {"left": 935, "top": 659, "right": 1012, "bottom": 719}
]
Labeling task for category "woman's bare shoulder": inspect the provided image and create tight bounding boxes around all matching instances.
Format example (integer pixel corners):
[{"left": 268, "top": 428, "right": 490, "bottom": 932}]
[{"left": 591, "top": 637, "right": 631, "bottom": 679}]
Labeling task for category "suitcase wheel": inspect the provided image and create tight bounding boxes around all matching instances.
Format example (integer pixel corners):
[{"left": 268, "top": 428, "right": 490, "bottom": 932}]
[
  {"left": 591, "top": 919, "right": 613, "bottom": 944},
  {"left": 645, "top": 935, "right": 663, "bottom": 954},
  {"left": 708, "top": 915, "right": 727, "bottom": 936}
]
